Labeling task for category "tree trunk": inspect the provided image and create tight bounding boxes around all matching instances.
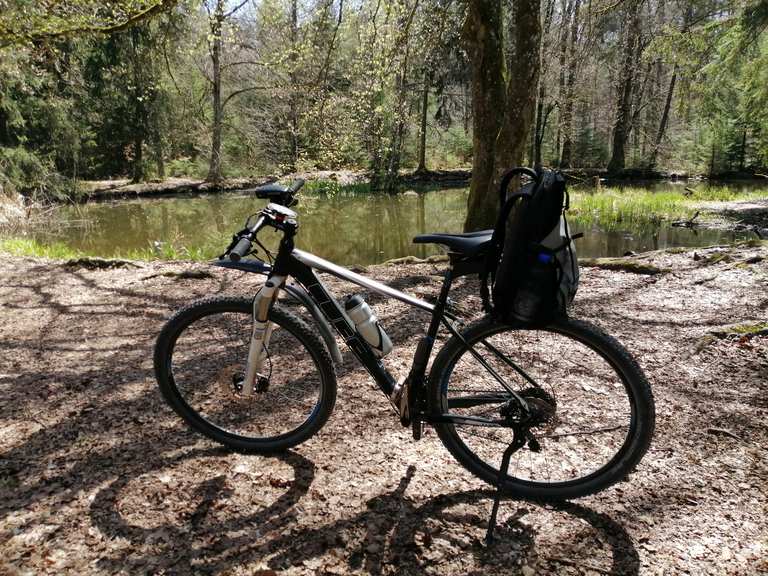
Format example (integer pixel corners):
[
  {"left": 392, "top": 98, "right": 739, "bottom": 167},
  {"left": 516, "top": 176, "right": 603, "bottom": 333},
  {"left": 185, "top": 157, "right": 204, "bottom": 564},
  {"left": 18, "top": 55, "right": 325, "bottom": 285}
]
[
  {"left": 555, "top": 0, "right": 572, "bottom": 166},
  {"left": 559, "top": 0, "right": 581, "bottom": 168},
  {"left": 607, "top": 0, "right": 641, "bottom": 174},
  {"left": 532, "top": 0, "right": 555, "bottom": 169},
  {"left": 739, "top": 129, "right": 747, "bottom": 170},
  {"left": 132, "top": 132, "right": 144, "bottom": 182},
  {"left": 416, "top": 71, "right": 431, "bottom": 173},
  {"left": 533, "top": 93, "right": 545, "bottom": 168},
  {"left": 494, "top": 0, "right": 541, "bottom": 176},
  {"left": 207, "top": 2, "right": 224, "bottom": 184},
  {"left": 536, "top": 103, "right": 554, "bottom": 168},
  {"left": 288, "top": 0, "right": 299, "bottom": 170},
  {"left": 381, "top": 27, "right": 412, "bottom": 193},
  {"left": 648, "top": 65, "right": 676, "bottom": 168},
  {"left": 464, "top": 0, "right": 541, "bottom": 231},
  {"left": 130, "top": 27, "right": 146, "bottom": 183},
  {"left": 154, "top": 132, "right": 165, "bottom": 179},
  {"left": 463, "top": 0, "right": 508, "bottom": 231}
]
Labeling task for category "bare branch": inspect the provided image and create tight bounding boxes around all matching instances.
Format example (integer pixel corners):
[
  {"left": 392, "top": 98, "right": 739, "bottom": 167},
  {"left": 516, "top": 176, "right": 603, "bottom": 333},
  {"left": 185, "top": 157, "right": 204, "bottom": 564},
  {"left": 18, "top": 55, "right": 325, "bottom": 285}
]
[
  {"left": 221, "top": 60, "right": 269, "bottom": 71},
  {"left": 222, "top": 85, "right": 270, "bottom": 108},
  {"left": 225, "top": 0, "right": 251, "bottom": 19}
]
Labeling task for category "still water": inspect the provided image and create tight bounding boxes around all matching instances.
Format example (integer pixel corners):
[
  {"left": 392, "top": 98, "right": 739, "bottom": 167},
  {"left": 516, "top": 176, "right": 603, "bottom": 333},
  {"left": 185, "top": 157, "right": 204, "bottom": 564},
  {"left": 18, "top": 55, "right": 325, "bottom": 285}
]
[{"left": 39, "top": 186, "right": 753, "bottom": 266}]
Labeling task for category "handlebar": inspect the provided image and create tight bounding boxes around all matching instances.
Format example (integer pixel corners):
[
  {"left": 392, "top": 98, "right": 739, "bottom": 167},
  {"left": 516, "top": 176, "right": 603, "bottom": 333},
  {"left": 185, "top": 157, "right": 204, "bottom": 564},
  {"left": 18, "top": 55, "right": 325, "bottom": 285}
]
[
  {"left": 221, "top": 189, "right": 302, "bottom": 261},
  {"left": 288, "top": 178, "right": 305, "bottom": 195},
  {"left": 229, "top": 237, "right": 253, "bottom": 261},
  {"left": 227, "top": 214, "right": 266, "bottom": 261}
]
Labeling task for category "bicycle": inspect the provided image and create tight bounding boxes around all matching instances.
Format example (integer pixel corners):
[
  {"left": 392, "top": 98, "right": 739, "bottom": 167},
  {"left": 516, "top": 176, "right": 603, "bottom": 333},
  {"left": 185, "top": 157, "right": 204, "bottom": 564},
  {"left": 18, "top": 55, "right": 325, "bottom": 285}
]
[{"left": 153, "top": 174, "right": 655, "bottom": 510}]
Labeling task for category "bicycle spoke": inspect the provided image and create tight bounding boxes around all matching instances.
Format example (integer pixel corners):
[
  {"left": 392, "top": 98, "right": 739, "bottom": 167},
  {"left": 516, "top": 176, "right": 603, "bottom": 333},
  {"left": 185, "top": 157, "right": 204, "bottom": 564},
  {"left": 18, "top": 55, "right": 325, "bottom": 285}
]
[
  {"left": 437, "top": 321, "right": 637, "bottom": 488},
  {"left": 538, "top": 425, "right": 624, "bottom": 439}
]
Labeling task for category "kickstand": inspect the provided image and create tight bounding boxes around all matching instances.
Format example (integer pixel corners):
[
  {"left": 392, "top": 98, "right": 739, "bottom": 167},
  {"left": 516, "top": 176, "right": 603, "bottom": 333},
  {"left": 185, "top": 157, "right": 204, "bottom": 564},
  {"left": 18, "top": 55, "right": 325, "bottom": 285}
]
[{"left": 485, "top": 434, "right": 525, "bottom": 545}]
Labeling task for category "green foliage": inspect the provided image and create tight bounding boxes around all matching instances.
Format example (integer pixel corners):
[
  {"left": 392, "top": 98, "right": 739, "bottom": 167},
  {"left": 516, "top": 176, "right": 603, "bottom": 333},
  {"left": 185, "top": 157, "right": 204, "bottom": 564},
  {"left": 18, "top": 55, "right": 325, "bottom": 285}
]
[
  {"left": 0, "top": 147, "right": 48, "bottom": 194},
  {"left": 0, "top": 1, "right": 178, "bottom": 47},
  {"left": 0, "top": 0, "right": 766, "bottom": 199},
  {"left": 167, "top": 157, "right": 209, "bottom": 178}
]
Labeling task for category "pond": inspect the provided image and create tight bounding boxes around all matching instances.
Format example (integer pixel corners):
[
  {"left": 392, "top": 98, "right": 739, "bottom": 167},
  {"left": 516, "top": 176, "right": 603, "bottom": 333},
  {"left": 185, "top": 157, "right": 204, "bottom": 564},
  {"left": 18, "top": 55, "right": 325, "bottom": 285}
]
[{"left": 29, "top": 184, "right": 760, "bottom": 266}]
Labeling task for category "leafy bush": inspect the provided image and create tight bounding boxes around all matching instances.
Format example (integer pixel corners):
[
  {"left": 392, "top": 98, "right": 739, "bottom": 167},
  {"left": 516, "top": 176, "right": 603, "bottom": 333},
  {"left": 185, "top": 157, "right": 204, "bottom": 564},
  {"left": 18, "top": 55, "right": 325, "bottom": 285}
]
[
  {"left": 0, "top": 146, "right": 80, "bottom": 201},
  {"left": 167, "top": 157, "right": 209, "bottom": 179}
]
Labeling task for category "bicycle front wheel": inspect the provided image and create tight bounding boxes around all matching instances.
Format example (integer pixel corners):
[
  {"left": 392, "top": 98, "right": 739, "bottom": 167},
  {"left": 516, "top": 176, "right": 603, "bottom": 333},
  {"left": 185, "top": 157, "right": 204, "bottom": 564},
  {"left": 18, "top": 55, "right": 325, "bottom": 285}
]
[
  {"left": 154, "top": 297, "right": 337, "bottom": 453},
  {"left": 428, "top": 316, "right": 654, "bottom": 502}
]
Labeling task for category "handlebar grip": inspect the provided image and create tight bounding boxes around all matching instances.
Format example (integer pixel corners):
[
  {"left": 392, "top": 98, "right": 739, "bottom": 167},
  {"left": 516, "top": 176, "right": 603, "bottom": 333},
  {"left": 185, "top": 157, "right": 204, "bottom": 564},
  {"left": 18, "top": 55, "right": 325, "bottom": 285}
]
[
  {"left": 288, "top": 178, "right": 305, "bottom": 194},
  {"left": 229, "top": 236, "right": 253, "bottom": 261}
]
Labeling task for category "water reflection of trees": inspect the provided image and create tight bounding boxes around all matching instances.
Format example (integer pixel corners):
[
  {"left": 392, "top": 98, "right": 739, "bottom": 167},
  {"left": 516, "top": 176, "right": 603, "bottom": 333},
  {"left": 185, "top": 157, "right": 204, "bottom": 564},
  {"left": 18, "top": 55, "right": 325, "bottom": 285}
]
[{"left": 46, "top": 189, "right": 750, "bottom": 265}]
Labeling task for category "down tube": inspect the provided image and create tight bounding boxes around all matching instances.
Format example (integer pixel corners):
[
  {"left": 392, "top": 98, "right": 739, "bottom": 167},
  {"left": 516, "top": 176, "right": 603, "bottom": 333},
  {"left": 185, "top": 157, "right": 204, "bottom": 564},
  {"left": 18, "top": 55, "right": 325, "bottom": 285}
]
[{"left": 288, "top": 258, "right": 399, "bottom": 396}]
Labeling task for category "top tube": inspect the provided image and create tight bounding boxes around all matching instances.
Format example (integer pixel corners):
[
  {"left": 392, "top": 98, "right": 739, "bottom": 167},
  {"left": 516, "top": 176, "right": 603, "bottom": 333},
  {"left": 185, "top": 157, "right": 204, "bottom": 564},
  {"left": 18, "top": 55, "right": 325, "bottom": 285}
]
[{"left": 292, "top": 249, "right": 435, "bottom": 314}]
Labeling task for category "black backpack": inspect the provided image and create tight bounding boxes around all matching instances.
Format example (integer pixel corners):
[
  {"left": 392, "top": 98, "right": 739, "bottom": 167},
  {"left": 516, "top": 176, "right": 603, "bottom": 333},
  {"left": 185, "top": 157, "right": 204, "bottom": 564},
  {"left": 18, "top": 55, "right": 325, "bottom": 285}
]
[{"left": 480, "top": 167, "right": 580, "bottom": 326}]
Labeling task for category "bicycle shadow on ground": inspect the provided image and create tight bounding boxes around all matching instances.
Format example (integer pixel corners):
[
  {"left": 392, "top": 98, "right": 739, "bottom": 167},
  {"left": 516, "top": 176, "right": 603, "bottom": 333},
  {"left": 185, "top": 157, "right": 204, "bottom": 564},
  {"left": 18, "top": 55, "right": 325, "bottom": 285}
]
[
  {"left": 264, "top": 466, "right": 640, "bottom": 575},
  {"left": 87, "top": 460, "right": 640, "bottom": 576}
]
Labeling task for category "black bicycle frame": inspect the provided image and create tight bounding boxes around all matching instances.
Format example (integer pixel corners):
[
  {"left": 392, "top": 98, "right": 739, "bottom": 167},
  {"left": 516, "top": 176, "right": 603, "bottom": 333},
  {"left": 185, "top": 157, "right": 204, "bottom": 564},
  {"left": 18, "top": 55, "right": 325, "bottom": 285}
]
[{"left": 222, "top": 222, "right": 532, "bottom": 425}]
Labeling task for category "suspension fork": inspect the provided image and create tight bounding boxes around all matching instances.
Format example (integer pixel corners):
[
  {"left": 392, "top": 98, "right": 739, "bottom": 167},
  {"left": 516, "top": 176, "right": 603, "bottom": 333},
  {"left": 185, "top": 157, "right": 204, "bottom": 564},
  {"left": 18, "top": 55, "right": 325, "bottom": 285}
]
[{"left": 243, "top": 275, "right": 286, "bottom": 395}]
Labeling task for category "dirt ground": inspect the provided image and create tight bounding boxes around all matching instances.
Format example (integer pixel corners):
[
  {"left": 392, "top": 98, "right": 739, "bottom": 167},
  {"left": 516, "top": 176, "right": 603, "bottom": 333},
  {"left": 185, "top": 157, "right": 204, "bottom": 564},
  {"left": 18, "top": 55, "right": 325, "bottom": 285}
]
[{"left": 1, "top": 242, "right": 767, "bottom": 575}]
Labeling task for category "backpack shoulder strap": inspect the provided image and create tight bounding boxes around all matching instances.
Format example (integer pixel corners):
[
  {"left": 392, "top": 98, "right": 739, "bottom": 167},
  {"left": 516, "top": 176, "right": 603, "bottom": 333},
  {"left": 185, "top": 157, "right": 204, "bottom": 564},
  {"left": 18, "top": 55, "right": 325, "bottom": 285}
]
[{"left": 479, "top": 167, "right": 543, "bottom": 314}]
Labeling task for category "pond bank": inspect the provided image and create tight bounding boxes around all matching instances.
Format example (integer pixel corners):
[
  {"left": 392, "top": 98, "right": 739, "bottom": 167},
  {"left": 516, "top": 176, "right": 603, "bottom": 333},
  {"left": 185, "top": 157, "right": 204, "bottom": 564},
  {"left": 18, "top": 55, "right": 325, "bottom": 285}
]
[
  {"left": 73, "top": 170, "right": 473, "bottom": 203},
  {"left": 55, "top": 167, "right": 768, "bottom": 204},
  {"left": 1, "top": 242, "right": 766, "bottom": 574},
  {"left": 3, "top": 182, "right": 768, "bottom": 265}
]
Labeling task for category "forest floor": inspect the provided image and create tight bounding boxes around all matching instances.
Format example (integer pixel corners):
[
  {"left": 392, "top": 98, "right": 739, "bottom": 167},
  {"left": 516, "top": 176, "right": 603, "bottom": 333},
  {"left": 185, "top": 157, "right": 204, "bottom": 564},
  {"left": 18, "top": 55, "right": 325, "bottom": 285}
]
[{"left": 1, "top": 242, "right": 767, "bottom": 575}]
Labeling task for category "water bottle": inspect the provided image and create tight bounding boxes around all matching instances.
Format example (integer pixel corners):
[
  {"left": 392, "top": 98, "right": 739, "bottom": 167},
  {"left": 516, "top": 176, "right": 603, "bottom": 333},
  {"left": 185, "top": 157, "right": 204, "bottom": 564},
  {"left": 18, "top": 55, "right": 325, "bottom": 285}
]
[
  {"left": 344, "top": 295, "right": 393, "bottom": 358},
  {"left": 513, "top": 252, "right": 554, "bottom": 322}
]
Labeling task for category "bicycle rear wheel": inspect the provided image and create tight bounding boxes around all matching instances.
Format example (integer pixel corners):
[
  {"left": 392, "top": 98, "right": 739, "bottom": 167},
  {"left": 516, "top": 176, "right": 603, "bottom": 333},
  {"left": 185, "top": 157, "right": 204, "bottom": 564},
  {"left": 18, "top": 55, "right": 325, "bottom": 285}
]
[
  {"left": 154, "top": 296, "right": 337, "bottom": 453},
  {"left": 428, "top": 316, "right": 654, "bottom": 502}
]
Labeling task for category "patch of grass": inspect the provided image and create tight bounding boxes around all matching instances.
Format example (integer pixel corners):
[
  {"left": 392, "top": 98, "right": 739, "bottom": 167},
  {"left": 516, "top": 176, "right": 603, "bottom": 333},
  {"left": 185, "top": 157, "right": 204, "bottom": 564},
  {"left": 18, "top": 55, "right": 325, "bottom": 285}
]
[
  {"left": 303, "top": 180, "right": 372, "bottom": 197},
  {"left": 0, "top": 237, "right": 212, "bottom": 262},
  {"left": 736, "top": 238, "right": 768, "bottom": 248},
  {"left": 570, "top": 185, "right": 768, "bottom": 230},
  {"left": 702, "top": 252, "right": 734, "bottom": 265},
  {"left": 0, "top": 237, "right": 83, "bottom": 259},
  {"left": 121, "top": 245, "right": 210, "bottom": 261}
]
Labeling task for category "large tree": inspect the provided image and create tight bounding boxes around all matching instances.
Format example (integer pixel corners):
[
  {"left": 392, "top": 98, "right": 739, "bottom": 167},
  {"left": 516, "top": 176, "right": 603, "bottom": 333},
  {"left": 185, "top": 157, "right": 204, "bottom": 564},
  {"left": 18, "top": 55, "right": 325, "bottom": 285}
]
[{"left": 463, "top": 0, "right": 542, "bottom": 231}]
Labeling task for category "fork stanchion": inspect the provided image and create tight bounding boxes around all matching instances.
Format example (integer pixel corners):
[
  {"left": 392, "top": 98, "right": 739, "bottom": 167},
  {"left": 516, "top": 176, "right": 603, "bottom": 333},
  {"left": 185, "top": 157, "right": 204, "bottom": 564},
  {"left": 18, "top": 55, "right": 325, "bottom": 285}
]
[{"left": 485, "top": 431, "right": 526, "bottom": 545}]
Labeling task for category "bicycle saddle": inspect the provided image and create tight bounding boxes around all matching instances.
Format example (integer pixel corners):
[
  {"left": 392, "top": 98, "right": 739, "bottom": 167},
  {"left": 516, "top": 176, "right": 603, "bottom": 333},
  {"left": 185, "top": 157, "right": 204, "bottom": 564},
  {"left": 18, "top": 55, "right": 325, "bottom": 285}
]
[{"left": 413, "top": 229, "right": 493, "bottom": 257}]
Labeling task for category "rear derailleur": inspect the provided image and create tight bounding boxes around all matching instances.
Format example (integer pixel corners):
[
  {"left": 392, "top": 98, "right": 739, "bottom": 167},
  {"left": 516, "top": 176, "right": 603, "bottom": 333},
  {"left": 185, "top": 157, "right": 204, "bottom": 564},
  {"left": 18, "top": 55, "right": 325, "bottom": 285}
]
[{"left": 486, "top": 389, "right": 557, "bottom": 543}]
